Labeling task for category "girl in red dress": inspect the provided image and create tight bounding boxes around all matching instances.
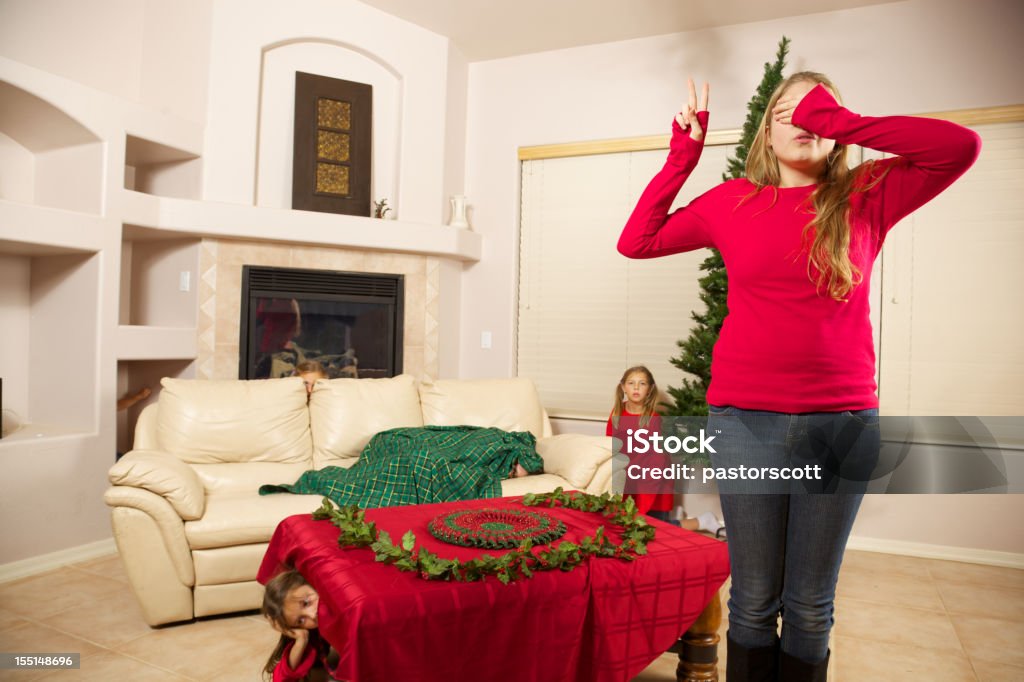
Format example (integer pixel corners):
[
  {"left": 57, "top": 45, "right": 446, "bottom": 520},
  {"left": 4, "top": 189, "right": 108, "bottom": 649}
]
[
  {"left": 606, "top": 365, "right": 721, "bottom": 532},
  {"left": 262, "top": 569, "right": 336, "bottom": 682}
]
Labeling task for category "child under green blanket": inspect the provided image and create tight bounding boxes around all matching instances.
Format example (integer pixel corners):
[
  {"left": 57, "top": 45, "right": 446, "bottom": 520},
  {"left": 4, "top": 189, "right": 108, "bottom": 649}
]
[{"left": 259, "top": 425, "right": 544, "bottom": 509}]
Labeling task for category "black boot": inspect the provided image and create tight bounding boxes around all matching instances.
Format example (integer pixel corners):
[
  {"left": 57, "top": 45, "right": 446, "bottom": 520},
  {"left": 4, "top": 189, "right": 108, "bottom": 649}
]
[
  {"left": 778, "top": 649, "right": 829, "bottom": 682},
  {"left": 726, "top": 633, "right": 779, "bottom": 682}
]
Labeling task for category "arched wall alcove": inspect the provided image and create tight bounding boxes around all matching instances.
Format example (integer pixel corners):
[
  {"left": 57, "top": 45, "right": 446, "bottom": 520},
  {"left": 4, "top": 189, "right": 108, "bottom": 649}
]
[
  {"left": 255, "top": 39, "right": 403, "bottom": 214},
  {"left": 0, "top": 80, "right": 104, "bottom": 214}
]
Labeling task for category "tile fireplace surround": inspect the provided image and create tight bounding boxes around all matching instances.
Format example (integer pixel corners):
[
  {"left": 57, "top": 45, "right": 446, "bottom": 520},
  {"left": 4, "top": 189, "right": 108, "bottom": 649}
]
[{"left": 197, "top": 238, "right": 440, "bottom": 382}]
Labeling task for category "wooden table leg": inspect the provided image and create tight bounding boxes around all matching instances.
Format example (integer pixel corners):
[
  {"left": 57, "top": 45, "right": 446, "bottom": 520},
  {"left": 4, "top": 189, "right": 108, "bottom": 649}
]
[{"left": 676, "top": 588, "right": 722, "bottom": 682}]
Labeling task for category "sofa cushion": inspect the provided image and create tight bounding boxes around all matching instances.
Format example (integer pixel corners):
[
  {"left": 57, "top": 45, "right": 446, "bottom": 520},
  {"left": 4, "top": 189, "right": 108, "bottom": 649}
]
[
  {"left": 157, "top": 377, "right": 312, "bottom": 464},
  {"left": 184, "top": 492, "right": 324, "bottom": 549},
  {"left": 192, "top": 462, "right": 313, "bottom": 495},
  {"left": 193, "top": 581, "right": 265, "bottom": 619},
  {"left": 535, "top": 434, "right": 613, "bottom": 490},
  {"left": 310, "top": 374, "right": 423, "bottom": 468},
  {"left": 419, "top": 378, "right": 546, "bottom": 440},
  {"left": 500, "top": 473, "right": 578, "bottom": 496}
]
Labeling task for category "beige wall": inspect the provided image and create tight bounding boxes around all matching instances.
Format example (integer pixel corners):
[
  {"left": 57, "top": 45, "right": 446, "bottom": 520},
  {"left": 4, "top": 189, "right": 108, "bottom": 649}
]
[
  {"left": 122, "top": 239, "right": 199, "bottom": 327},
  {"left": 0, "top": 254, "right": 31, "bottom": 429},
  {"left": 0, "top": 130, "right": 34, "bottom": 203},
  {"left": 202, "top": 0, "right": 454, "bottom": 225},
  {"left": 0, "top": 0, "right": 212, "bottom": 125}
]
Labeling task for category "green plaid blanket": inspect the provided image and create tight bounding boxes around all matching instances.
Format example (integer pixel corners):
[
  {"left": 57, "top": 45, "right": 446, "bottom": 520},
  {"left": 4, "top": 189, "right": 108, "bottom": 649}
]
[{"left": 259, "top": 425, "right": 544, "bottom": 508}]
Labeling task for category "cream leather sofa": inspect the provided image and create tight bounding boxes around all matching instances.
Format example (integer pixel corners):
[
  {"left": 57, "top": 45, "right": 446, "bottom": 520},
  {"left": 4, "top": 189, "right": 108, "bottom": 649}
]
[{"left": 105, "top": 375, "right": 613, "bottom": 626}]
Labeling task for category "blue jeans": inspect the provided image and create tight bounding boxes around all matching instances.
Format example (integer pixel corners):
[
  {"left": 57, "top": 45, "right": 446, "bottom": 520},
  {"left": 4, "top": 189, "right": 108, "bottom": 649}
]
[{"left": 706, "top": 405, "right": 878, "bottom": 664}]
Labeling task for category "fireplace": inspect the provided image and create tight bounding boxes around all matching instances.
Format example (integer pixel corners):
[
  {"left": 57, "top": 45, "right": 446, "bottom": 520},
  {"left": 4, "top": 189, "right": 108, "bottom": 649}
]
[{"left": 239, "top": 265, "right": 403, "bottom": 380}]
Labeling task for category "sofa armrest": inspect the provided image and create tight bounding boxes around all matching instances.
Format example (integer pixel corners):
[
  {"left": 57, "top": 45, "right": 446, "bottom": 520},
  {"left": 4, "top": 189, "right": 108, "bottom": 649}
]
[
  {"left": 535, "top": 434, "right": 613, "bottom": 491},
  {"left": 104, "top": 485, "right": 196, "bottom": 588},
  {"left": 108, "top": 450, "right": 205, "bottom": 520}
]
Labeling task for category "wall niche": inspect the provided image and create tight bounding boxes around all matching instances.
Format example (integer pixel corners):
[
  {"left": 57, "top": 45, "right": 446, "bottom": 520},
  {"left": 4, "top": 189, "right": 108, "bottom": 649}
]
[{"left": 0, "top": 80, "right": 103, "bottom": 214}]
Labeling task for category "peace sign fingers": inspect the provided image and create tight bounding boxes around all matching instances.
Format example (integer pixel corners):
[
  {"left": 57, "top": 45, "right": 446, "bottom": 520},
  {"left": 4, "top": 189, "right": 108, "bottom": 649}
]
[
  {"left": 676, "top": 78, "right": 710, "bottom": 141},
  {"left": 691, "top": 78, "right": 709, "bottom": 112}
]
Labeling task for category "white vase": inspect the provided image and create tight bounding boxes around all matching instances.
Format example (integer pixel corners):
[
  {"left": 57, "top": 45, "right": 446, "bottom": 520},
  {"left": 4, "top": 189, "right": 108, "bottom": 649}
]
[{"left": 448, "top": 194, "right": 469, "bottom": 229}]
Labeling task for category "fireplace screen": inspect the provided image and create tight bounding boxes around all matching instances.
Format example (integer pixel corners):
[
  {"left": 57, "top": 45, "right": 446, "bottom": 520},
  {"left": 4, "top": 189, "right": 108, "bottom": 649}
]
[{"left": 239, "top": 266, "right": 403, "bottom": 380}]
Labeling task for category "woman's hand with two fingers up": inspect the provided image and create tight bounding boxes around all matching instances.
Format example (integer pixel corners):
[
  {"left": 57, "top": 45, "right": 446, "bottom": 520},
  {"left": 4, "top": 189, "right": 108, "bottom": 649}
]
[{"left": 675, "top": 78, "right": 710, "bottom": 142}]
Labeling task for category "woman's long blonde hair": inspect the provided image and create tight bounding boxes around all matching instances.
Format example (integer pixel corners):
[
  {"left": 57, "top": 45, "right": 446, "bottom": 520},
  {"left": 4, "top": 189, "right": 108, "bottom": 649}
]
[{"left": 746, "top": 71, "right": 887, "bottom": 301}]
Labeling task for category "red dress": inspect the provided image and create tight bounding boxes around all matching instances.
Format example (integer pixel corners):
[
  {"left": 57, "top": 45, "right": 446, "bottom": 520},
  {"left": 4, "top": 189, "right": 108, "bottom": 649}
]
[{"left": 606, "top": 410, "right": 674, "bottom": 514}]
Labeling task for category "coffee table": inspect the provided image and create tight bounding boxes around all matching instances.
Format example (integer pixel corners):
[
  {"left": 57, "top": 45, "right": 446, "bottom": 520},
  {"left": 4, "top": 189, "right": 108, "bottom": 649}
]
[{"left": 258, "top": 495, "right": 728, "bottom": 682}]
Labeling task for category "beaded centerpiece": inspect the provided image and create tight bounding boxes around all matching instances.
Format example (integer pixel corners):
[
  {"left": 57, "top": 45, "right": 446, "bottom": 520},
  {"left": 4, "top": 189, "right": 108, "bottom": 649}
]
[{"left": 428, "top": 508, "right": 567, "bottom": 549}]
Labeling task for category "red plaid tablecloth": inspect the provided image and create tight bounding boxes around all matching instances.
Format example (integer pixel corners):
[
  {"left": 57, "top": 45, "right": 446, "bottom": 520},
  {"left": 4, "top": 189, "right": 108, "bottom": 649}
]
[{"left": 258, "top": 496, "right": 729, "bottom": 682}]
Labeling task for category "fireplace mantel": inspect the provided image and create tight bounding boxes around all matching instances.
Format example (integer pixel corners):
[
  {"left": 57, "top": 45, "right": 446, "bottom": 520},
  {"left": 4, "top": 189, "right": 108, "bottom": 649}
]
[{"left": 121, "top": 190, "right": 481, "bottom": 262}]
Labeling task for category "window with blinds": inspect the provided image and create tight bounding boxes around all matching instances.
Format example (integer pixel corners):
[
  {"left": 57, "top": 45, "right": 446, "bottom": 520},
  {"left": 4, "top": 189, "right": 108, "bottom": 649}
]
[
  {"left": 518, "top": 143, "right": 731, "bottom": 418},
  {"left": 877, "top": 120, "right": 1024, "bottom": 416}
]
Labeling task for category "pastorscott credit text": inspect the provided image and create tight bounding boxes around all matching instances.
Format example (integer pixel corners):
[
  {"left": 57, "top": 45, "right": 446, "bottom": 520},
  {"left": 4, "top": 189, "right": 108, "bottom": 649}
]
[{"left": 626, "top": 463, "right": 824, "bottom": 483}]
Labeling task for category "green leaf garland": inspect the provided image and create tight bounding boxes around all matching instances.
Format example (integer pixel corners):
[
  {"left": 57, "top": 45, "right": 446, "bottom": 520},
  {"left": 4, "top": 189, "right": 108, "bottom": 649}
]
[{"left": 311, "top": 488, "right": 658, "bottom": 583}]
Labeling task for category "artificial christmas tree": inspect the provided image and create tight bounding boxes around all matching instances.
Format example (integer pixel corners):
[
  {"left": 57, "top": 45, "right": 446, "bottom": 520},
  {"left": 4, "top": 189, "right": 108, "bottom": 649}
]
[{"left": 663, "top": 36, "right": 791, "bottom": 418}]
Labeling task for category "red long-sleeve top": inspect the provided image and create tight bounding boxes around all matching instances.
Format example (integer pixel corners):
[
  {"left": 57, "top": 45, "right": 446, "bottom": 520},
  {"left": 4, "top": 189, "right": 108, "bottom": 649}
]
[
  {"left": 273, "top": 635, "right": 331, "bottom": 682},
  {"left": 618, "top": 85, "right": 980, "bottom": 413}
]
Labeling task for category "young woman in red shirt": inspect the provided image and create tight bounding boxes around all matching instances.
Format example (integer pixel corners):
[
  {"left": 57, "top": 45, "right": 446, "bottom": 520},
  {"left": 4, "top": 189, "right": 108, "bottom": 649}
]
[{"left": 618, "top": 74, "right": 979, "bottom": 681}]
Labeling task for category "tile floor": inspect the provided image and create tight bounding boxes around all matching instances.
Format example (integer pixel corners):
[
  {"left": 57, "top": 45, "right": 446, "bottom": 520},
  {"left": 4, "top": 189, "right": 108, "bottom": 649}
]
[{"left": 0, "top": 550, "right": 1022, "bottom": 681}]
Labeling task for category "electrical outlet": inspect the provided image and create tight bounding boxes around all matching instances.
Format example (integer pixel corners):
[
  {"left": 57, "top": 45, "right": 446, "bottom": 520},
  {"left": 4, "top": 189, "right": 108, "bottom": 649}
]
[
  {"left": 481, "top": 331, "right": 492, "bottom": 349},
  {"left": 179, "top": 271, "right": 191, "bottom": 292}
]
